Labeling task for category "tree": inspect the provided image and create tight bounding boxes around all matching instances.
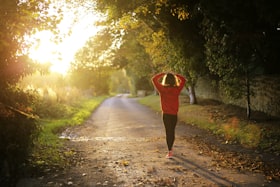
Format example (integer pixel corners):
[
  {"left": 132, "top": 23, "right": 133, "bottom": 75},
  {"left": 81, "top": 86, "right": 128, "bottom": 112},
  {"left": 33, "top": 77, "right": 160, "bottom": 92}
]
[
  {"left": 109, "top": 69, "right": 130, "bottom": 93},
  {"left": 94, "top": 0, "right": 280, "bottom": 116},
  {"left": 199, "top": 0, "right": 280, "bottom": 118},
  {"left": 70, "top": 30, "right": 114, "bottom": 95},
  {"left": 0, "top": 0, "right": 61, "bottom": 184},
  {"left": 0, "top": 0, "right": 60, "bottom": 89},
  {"left": 159, "top": 5, "right": 206, "bottom": 104},
  {"left": 93, "top": 0, "right": 208, "bottom": 103}
]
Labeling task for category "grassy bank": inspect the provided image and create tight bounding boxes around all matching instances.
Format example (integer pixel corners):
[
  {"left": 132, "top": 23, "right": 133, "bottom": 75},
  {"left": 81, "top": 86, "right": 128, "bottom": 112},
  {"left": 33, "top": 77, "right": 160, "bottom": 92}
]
[
  {"left": 138, "top": 95, "right": 280, "bottom": 155},
  {"left": 30, "top": 96, "right": 108, "bottom": 169}
]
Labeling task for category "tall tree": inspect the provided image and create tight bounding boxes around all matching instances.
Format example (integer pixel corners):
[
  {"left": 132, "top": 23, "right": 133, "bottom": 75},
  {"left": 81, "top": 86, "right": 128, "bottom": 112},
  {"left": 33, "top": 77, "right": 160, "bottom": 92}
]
[
  {"left": 0, "top": 0, "right": 60, "bottom": 99},
  {"left": 114, "top": 30, "right": 154, "bottom": 94},
  {"left": 70, "top": 29, "right": 114, "bottom": 94},
  {"left": 94, "top": 0, "right": 208, "bottom": 103},
  {"left": 155, "top": 2, "right": 206, "bottom": 104},
  {"left": 94, "top": 0, "right": 280, "bottom": 112},
  {"left": 199, "top": 0, "right": 280, "bottom": 118},
  {"left": 0, "top": 0, "right": 61, "bottom": 184}
]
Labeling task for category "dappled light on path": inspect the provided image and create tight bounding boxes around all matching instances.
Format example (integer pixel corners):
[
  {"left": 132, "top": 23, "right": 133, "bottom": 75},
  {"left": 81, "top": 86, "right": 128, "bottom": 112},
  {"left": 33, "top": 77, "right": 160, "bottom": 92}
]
[
  {"left": 53, "top": 96, "right": 279, "bottom": 186},
  {"left": 60, "top": 133, "right": 162, "bottom": 143}
]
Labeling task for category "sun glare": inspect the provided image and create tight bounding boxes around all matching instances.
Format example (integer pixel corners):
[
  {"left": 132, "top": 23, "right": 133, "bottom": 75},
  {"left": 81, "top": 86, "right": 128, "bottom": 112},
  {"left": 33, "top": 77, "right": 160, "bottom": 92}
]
[
  {"left": 27, "top": 2, "right": 103, "bottom": 75},
  {"left": 28, "top": 30, "right": 59, "bottom": 64}
]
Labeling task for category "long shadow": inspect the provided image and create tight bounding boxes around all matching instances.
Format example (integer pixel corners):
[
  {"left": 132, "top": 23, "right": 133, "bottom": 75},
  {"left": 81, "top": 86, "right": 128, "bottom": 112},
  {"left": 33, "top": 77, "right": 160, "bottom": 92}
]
[{"left": 168, "top": 154, "right": 240, "bottom": 187}]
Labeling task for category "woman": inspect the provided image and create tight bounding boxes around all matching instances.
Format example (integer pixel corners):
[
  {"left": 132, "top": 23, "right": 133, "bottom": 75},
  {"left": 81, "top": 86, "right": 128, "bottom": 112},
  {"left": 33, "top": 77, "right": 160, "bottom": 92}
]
[{"left": 152, "top": 72, "right": 186, "bottom": 158}]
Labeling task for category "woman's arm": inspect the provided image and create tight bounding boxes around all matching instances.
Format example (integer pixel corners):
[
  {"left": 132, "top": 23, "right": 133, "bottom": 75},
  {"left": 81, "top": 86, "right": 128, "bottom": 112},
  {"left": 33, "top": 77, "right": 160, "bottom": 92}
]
[
  {"left": 175, "top": 74, "right": 186, "bottom": 90},
  {"left": 151, "top": 72, "right": 165, "bottom": 90}
]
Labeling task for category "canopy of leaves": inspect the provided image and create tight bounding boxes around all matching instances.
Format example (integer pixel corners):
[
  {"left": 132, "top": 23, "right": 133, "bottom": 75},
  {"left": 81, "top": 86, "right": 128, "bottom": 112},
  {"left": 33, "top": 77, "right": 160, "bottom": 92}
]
[
  {"left": 70, "top": 29, "right": 115, "bottom": 94},
  {"left": 200, "top": 0, "right": 280, "bottom": 98},
  {"left": 93, "top": 0, "right": 208, "bottom": 88},
  {"left": 0, "top": 0, "right": 60, "bottom": 87},
  {"left": 93, "top": 0, "right": 280, "bottom": 96}
]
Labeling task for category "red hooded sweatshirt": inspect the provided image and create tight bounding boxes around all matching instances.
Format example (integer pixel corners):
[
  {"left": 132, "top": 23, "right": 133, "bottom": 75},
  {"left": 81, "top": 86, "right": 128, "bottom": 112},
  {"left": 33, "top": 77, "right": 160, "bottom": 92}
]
[{"left": 152, "top": 73, "right": 186, "bottom": 115}]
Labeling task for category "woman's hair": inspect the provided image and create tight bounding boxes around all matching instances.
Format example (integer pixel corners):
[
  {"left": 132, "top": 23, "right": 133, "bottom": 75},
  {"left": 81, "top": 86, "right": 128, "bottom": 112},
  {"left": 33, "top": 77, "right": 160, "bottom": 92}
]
[{"left": 162, "top": 73, "right": 178, "bottom": 86}]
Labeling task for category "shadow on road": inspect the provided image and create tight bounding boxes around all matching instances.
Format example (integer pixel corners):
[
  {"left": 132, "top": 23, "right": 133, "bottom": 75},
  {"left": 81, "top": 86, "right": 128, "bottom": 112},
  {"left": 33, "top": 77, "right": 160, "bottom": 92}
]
[{"left": 174, "top": 154, "right": 238, "bottom": 186}]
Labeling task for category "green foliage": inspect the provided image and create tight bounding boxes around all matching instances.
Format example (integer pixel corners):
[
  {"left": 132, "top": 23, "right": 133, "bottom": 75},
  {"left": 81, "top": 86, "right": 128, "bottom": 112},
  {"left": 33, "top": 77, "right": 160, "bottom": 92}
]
[
  {"left": 200, "top": 0, "right": 280, "bottom": 82},
  {"left": 198, "top": 0, "right": 280, "bottom": 117},
  {"left": 19, "top": 73, "right": 79, "bottom": 118},
  {"left": 112, "top": 30, "right": 154, "bottom": 93},
  {"left": 259, "top": 127, "right": 280, "bottom": 154},
  {"left": 73, "top": 29, "right": 115, "bottom": 70},
  {"left": 0, "top": 85, "right": 40, "bottom": 185},
  {"left": 138, "top": 94, "right": 161, "bottom": 112},
  {"left": 118, "top": 31, "right": 153, "bottom": 77},
  {"left": 0, "top": 1, "right": 62, "bottom": 183},
  {"left": 94, "top": 0, "right": 207, "bottom": 104},
  {"left": 109, "top": 70, "right": 130, "bottom": 93},
  {"left": 39, "top": 95, "right": 106, "bottom": 135},
  {"left": 201, "top": 0, "right": 280, "bottom": 74},
  {"left": 0, "top": 0, "right": 60, "bottom": 88},
  {"left": 0, "top": 107, "right": 40, "bottom": 185},
  {"left": 31, "top": 96, "right": 108, "bottom": 171},
  {"left": 93, "top": 0, "right": 280, "bottom": 117},
  {"left": 239, "top": 124, "right": 261, "bottom": 147},
  {"left": 70, "top": 67, "right": 111, "bottom": 95},
  {"left": 35, "top": 102, "right": 73, "bottom": 119},
  {"left": 71, "top": 31, "right": 115, "bottom": 95}
]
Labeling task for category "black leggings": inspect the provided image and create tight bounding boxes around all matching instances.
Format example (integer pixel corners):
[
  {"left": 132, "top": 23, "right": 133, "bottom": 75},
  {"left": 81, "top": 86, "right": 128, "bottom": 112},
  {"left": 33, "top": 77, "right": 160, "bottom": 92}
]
[{"left": 162, "top": 113, "right": 178, "bottom": 151}]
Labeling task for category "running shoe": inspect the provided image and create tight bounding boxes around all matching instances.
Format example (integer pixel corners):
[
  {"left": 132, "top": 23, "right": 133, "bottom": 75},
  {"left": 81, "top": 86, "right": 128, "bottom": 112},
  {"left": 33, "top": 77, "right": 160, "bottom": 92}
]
[{"left": 166, "top": 151, "right": 173, "bottom": 159}]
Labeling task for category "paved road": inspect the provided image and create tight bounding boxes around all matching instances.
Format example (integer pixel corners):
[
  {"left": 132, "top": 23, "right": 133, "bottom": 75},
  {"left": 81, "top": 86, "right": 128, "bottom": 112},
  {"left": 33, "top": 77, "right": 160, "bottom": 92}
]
[
  {"left": 19, "top": 95, "right": 279, "bottom": 186},
  {"left": 83, "top": 94, "right": 164, "bottom": 138}
]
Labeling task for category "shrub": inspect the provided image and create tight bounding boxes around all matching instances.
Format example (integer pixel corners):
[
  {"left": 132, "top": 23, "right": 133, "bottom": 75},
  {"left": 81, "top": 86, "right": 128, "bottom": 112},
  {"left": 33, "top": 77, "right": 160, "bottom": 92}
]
[
  {"left": 0, "top": 87, "right": 40, "bottom": 186},
  {"left": 0, "top": 107, "right": 40, "bottom": 186}
]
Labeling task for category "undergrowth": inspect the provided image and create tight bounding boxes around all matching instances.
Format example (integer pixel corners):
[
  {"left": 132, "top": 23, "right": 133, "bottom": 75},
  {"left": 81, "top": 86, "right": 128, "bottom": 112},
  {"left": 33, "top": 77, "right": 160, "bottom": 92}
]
[{"left": 29, "top": 96, "right": 108, "bottom": 171}]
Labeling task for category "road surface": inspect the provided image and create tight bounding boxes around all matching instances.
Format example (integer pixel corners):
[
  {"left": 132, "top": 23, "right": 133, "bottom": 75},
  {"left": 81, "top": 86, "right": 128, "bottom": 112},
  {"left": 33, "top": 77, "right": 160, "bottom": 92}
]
[{"left": 18, "top": 95, "right": 279, "bottom": 186}]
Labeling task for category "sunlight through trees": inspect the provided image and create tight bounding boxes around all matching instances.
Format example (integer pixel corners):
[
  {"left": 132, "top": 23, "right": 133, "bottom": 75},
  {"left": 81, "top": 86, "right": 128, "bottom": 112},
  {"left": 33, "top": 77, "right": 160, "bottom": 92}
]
[{"left": 1, "top": 0, "right": 280, "bottom": 184}]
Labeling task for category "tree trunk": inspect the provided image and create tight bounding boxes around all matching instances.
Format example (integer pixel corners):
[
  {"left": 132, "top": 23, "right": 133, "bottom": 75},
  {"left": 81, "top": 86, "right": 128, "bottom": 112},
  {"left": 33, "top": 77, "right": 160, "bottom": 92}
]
[
  {"left": 246, "top": 71, "right": 251, "bottom": 119},
  {"left": 188, "top": 85, "right": 197, "bottom": 104}
]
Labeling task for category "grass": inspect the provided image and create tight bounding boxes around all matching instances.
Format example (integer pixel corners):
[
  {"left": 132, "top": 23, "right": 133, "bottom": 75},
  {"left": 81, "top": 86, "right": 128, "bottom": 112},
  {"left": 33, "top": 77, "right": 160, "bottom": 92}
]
[
  {"left": 139, "top": 95, "right": 217, "bottom": 130},
  {"left": 138, "top": 94, "right": 161, "bottom": 112},
  {"left": 138, "top": 95, "right": 280, "bottom": 154},
  {"left": 31, "top": 95, "right": 108, "bottom": 168}
]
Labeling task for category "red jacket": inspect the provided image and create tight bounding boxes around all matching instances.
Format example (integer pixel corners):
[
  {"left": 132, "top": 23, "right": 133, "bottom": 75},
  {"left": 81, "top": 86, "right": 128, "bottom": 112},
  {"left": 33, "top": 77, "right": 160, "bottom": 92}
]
[{"left": 152, "top": 73, "right": 186, "bottom": 115}]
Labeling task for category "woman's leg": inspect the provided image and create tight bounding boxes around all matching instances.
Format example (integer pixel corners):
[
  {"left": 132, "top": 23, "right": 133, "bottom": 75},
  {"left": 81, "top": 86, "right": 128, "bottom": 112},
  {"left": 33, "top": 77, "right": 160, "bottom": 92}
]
[{"left": 163, "top": 114, "right": 178, "bottom": 151}]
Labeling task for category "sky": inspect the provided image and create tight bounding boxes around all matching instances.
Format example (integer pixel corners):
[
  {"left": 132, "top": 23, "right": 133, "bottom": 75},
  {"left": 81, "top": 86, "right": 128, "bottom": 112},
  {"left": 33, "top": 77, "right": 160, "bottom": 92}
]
[{"left": 28, "top": 1, "right": 103, "bottom": 74}]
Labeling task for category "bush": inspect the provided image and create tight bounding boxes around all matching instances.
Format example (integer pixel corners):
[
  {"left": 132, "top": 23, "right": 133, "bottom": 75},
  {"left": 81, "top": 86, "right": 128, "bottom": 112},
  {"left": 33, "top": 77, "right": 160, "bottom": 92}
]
[
  {"left": 0, "top": 108, "right": 40, "bottom": 186},
  {"left": 34, "top": 101, "right": 74, "bottom": 119},
  {"left": 0, "top": 87, "right": 40, "bottom": 186}
]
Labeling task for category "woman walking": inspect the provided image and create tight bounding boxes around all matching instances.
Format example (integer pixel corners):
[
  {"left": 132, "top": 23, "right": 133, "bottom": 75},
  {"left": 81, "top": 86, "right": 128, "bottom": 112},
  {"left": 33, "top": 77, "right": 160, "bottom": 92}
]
[{"left": 152, "top": 72, "right": 186, "bottom": 158}]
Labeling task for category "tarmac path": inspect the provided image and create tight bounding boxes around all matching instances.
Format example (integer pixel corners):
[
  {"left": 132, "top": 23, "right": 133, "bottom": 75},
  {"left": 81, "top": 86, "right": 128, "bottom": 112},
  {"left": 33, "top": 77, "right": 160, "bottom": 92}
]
[{"left": 19, "top": 94, "right": 279, "bottom": 186}]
